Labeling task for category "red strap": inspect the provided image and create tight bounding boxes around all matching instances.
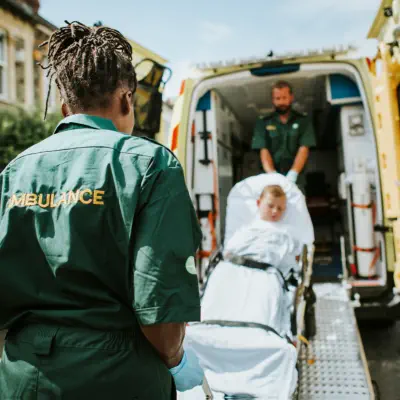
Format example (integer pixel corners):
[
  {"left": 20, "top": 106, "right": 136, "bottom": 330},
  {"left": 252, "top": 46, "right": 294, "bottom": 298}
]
[
  {"left": 352, "top": 202, "right": 372, "bottom": 209},
  {"left": 353, "top": 246, "right": 376, "bottom": 253}
]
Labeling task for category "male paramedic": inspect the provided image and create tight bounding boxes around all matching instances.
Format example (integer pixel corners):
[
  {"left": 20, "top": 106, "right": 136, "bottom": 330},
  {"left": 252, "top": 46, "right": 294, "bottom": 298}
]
[
  {"left": 0, "top": 21, "right": 203, "bottom": 399},
  {"left": 251, "top": 80, "right": 316, "bottom": 192}
]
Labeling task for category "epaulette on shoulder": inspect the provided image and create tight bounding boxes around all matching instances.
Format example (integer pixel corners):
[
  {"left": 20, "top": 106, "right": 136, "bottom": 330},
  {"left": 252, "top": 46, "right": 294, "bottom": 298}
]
[
  {"left": 293, "top": 109, "right": 308, "bottom": 117},
  {"left": 139, "top": 136, "right": 179, "bottom": 161}
]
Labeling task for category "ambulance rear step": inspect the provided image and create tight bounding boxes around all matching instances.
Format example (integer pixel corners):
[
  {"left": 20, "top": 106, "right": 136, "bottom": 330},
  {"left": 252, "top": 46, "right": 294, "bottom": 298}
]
[{"left": 298, "top": 283, "right": 375, "bottom": 400}]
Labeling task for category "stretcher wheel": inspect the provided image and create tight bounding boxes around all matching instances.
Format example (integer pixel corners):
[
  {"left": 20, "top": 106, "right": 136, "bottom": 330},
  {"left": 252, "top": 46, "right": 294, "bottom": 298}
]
[
  {"left": 372, "top": 380, "right": 381, "bottom": 400},
  {"left": 304, "top": 303, "right": 316, "bottom": 339},
  {"left": 304, "top": 286, "right": 317, "bottom": 339}
]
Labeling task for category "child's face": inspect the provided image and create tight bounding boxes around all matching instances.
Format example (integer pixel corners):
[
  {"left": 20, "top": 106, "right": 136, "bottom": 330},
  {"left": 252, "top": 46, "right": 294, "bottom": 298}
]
[{"left": 257, "top": 193, "right": 286, "bottom": 222}]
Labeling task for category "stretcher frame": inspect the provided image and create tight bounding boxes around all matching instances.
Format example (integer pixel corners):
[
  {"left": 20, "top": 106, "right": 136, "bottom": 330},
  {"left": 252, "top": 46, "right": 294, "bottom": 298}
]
[{"left": 195, "top": 243, "right": 316, "bottom": 399}]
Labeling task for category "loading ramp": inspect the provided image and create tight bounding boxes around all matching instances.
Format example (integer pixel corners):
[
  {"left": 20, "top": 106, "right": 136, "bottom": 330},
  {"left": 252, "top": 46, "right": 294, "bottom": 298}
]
[{"left": 298, "top": 283, "right": 374, "bottom": 400}]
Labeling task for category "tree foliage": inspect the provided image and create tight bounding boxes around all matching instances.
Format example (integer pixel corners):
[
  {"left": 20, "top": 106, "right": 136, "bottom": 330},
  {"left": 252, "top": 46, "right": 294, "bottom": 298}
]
[{"left": 0, "top": 109, "right": 61, "bottom": 171}]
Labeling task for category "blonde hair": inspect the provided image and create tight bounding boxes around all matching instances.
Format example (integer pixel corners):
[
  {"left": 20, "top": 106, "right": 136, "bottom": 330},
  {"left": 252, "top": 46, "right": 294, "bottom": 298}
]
[{"left": 259, "top": 185, "right": 286, "bottom": 200}]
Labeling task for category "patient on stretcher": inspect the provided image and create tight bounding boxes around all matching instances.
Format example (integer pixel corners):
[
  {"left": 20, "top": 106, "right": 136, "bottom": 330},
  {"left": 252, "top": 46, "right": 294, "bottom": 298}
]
[
  {"left": 224, "top": 184, "right": 302, "bottom": 278},
  {"left": 201, "top": 184, "right": 302, "bottom": 338},
  {"left": 180, "top": 175, "right": 314, "bottom": 399}
]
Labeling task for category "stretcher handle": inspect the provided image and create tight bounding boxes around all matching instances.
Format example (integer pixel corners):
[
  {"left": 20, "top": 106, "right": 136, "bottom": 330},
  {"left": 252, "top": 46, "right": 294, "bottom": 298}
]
[{"left": 202, "top": 375, "right": 213, "bottom": 398}]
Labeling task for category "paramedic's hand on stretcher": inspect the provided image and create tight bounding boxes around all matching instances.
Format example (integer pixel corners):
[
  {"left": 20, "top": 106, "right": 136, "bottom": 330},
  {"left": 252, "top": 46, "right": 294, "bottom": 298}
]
[
  {"left": 169, "top": 348, "right": 204, "bottom": 392},
  {"left": 286, "top": 170, "right": 298, "bottom": 183}
]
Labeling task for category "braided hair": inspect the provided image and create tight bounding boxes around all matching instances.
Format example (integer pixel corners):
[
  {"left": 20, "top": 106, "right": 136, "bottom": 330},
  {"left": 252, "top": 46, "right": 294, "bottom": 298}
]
[{"left": 39, "top": 21, "right": 137, "bottom": 119}]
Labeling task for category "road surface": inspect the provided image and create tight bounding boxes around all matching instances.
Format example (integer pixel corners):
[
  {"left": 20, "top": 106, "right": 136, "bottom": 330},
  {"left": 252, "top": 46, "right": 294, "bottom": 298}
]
[{"left": 359, "top": 320, "right": 400, "bottom": 400}]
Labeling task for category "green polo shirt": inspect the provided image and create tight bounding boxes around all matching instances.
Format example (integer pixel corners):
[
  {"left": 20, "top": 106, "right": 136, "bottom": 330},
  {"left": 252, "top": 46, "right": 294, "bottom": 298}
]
[
  {"left": 0, "top": 114, "right": 202, "bottom": 331},
  {"left": 251, "top": 110, "right": 316, "bottom": 175}
]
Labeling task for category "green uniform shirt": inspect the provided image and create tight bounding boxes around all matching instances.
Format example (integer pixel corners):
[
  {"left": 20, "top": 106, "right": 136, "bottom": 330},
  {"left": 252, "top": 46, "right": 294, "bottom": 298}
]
[
  {"left": 0, "top": 114, "right": 202, "bottom": 331},
  {"left": 251, "top": 110, "right": 316, "bottom": 175}
]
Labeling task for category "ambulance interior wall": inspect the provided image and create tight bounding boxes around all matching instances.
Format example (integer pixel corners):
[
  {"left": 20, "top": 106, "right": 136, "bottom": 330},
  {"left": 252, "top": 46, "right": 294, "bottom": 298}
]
[
  {"left": 210, "top": 78, "right": 344, "bottom": 248},
  {"left": 306, "top": 102, "right": 385, "bottom": 281},
  {"left": 209, "top": 72, "right": 385, "bottom": 280},
  {"left": 211, "top": 90, "right": 247, "bottom": 240},
  {"left": 305, "top": 104, "right": 347, "bottom": 276},
  {"left": 337, "top": 104, "right": 385, "bottom": 281}
]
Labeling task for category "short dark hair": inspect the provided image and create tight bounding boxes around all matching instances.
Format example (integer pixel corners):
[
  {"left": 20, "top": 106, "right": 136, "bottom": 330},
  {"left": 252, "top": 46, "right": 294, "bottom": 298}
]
[
  {"left": 271, "top": 80, "right": 293, "bottom": 94},
  {"left": 40, "top": 21, "right": 137, "bottom": 119}
]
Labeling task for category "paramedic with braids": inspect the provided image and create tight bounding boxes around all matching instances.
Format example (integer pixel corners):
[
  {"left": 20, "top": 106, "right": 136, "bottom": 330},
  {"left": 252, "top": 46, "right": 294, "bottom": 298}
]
[
  {"left": 252, "top": 80, "right": 316, "bottom": 192},
  {"left": 0, "top": 21, "right": 203, "bottom": 399}
]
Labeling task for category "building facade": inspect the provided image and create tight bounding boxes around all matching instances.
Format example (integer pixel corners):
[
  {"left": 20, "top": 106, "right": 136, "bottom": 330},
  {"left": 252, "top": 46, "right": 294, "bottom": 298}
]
[
  {"left": 0, "top": 0, "right": 58, "bottom": 113},
  {"left": 0, "top": 1, "right": 172, "bottom": 144}
]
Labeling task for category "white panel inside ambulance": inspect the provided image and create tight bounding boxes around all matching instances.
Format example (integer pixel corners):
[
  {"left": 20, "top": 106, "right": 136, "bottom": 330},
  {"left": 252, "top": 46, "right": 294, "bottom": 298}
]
[{"left": 188, "top": 63, "right": 387, "bottom": 292}]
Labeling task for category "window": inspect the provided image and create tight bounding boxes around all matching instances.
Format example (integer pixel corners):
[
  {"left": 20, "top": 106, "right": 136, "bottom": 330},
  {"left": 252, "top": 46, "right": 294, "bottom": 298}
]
[
  {"left": 15, "top": 38, "right": 25, "bottom": 104},
  {"left": 0, "top": 30, "right": 7, "bottom": 99}
]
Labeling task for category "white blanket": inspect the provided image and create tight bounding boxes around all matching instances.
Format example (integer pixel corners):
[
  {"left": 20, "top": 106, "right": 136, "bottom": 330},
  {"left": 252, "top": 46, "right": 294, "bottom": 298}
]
[
  {"left": 224, "top": 218, "right": 302, "bottom": 277},
  {"left": 201, "top": 261, "right": 293, "bottom": 336},
  {"left": 182, "top": 324, "right": 298, "bottom": 399},
  {"left": 179, "top": 260, "right": 298, "bottom": 399}
]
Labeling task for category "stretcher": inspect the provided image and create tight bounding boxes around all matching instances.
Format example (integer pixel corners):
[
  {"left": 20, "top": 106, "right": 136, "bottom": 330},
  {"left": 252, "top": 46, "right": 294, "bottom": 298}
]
[{"left": 179, "top": 173, "right": 316, "bottom": 399}]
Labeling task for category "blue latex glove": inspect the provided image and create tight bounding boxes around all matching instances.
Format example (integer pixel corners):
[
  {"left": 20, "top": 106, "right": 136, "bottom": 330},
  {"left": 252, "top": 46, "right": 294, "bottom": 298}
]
[
  {"left": 169, "top": 349, "right": 204, "bottom": 392},
  {"left": 286, "top": 170, "right": 298, "bottom": 183},
  {"left": 169, "top": 348, "right": 204, "bottom": 392}
]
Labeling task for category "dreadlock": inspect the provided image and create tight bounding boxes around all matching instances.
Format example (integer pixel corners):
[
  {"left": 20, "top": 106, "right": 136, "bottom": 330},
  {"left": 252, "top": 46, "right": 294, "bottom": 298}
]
[{"left": 39, "top": 21, "right": 137, "bottom": 119}]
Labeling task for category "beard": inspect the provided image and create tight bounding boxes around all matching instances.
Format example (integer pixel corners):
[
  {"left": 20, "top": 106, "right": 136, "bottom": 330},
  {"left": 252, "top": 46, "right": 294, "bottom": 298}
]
[{"left": 274, "top": 105, "right": 291, "bottom": 115}]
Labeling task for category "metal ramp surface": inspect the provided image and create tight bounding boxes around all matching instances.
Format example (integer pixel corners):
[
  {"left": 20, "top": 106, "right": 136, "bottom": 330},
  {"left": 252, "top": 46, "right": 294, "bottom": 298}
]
[{"left": 298, "top": 283, "right": 374, "bottom": 400}]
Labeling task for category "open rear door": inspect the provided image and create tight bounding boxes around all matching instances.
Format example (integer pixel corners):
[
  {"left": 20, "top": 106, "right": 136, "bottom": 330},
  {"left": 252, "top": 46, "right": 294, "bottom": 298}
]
[
  {"left": 133, "top": 59, "right": 171, "bottom": 138},
  {"left": 369, "top": 43, "right": 400, "bottom": 288},
  {"left": 167, "top": 78, "right": 195, "bottom": 166},
  {"left": 167, "top": 83, "right": 222, "bottom": 281}
]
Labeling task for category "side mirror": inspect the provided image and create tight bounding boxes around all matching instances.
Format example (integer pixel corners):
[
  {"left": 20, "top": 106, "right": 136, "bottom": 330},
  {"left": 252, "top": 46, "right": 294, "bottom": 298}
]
[{"left": 132, "top": 58, "right": 172, "bottom": 138}]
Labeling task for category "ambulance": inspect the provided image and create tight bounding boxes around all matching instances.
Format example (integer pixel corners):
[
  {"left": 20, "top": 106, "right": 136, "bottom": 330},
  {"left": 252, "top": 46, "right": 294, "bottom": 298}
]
[
  {"left": 166, "top": 1, "right": 400, "bottom": 397},
  {"left": 168, "top": 49, "right": 400, "bottom": 313}
]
